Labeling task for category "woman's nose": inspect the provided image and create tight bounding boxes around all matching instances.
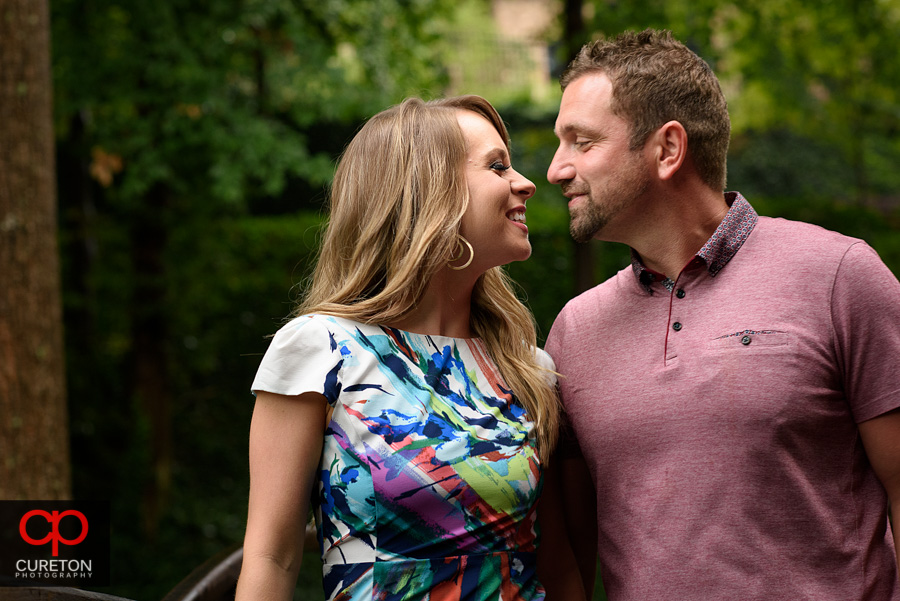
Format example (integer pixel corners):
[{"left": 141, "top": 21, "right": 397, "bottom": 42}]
[{"left": 511, "top": 169, "right": 536, "bottom": 200}]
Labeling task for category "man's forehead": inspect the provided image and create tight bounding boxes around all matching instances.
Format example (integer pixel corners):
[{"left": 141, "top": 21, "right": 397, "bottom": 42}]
[
  {"left": 554, "top": 77, "right": 615, "bottom": 137},
  {"left": 564, "top": 72, "right": 614, "bottom": 99}
]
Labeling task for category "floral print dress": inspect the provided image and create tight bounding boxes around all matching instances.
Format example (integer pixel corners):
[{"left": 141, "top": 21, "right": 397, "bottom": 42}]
[{"left": 251, "top": 314, "right": 546, "bottom": 601}]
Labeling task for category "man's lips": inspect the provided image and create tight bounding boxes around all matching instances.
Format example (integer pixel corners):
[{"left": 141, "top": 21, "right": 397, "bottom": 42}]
[
  {"left": 562, "top": 184, "right": 589, "bottom": 200},
  {"left": 565, "top": 191, "right": 589, "bottom": 207}
]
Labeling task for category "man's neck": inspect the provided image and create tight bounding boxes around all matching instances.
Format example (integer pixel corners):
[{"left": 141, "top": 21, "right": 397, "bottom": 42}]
[{"left": 626, "top": 187, "right": 730, "bottom": 280}]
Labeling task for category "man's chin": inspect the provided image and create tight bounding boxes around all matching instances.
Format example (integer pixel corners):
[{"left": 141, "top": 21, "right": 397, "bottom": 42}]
[{"left": 570, "top": 221, "right": 602, "bottom": 244}]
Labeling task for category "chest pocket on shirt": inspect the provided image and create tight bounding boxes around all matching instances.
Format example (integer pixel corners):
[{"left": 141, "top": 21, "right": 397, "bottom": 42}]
[{"left": 706, "top": 329, "right": 791, "bottom": 352}]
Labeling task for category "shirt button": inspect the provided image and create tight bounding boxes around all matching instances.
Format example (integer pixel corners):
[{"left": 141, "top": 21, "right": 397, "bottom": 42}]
[
  {"left": 672, "top": 322, "right": 683, "bottom": 331},
  {"left": 741, "top": 335, "right": 752, "bottom": 345},
  {"left": 676, "top": 289, "right": 686, "bottom": 299}
]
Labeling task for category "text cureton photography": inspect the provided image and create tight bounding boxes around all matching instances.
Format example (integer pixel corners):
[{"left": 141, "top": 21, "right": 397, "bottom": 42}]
[
  {"left": 0, "top": 501, "right": 109, "bottom": 587},
  {"left": 14, "top": 558, "right": 94, "bottom": 580}
]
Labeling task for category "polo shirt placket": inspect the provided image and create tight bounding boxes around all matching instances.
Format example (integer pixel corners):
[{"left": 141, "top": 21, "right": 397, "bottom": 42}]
[{"left": 631, "top": 193, "right": 758, "bottom": 366}]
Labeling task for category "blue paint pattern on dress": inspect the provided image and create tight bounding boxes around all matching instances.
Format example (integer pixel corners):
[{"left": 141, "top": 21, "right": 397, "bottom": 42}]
[{"left": 253, "top": 314, "right": 545, "bottom": 600}]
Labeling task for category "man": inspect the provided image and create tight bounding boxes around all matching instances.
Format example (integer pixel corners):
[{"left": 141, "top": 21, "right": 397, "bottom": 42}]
[{"left": 544, "top": 29, "right": 900, "bottom": 600}]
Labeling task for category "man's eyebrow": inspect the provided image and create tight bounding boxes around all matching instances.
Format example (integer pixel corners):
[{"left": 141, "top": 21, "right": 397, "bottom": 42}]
[{"left": 555, "top": 121, "right": 600, "bottom": 138}]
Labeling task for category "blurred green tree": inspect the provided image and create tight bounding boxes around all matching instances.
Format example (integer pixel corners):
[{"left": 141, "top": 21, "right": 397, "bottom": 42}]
[
  {"left": 576, "top": 0, "right": 900, "bottom": 206},
  {"left": 48, "top": 1, "right": 900, "bottom": 598},
  {"left": 712, "top": 0, "right": 900, "bottom": 204}
]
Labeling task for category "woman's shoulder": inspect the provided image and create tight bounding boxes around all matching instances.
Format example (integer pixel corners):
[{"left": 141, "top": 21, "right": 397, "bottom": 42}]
[
  {"left": 270, "top": 314, "right": 391, "bottom": 361},
  {"left": 534, "top": 346, "right": 555, "bottom": 371},
  {"left": 252, "top": 315, "right": 352, "bottom": 401},
  {"left": 275, "top": 313, "right": 369, "bottom": 338},
  {"left": 262, "top": 314, "right": 375, "bottom": 369},
  {"left": 534, "top": 346, "right": 558, "bottom": 387},
  {"left": 269, "top": 313, "right": 333, "bottom": 345}
]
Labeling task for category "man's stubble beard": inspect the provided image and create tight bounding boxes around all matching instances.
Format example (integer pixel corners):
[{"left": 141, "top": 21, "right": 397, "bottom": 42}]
[
  {"left": 570, "top": 195, "right": 607, "bottom": 243},
  {"left": 566, "top": 154, "right": 652, "bottom": 244}
]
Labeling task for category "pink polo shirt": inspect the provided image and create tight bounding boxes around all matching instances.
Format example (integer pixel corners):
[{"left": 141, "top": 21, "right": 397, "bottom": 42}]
[{"left": 545, "top": 193, "right": 900, "bottom": 600}]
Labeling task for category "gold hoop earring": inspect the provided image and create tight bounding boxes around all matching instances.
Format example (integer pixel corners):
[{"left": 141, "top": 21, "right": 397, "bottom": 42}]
[{"left": 448, "top": 236, "right": 474, "bottom": 270}]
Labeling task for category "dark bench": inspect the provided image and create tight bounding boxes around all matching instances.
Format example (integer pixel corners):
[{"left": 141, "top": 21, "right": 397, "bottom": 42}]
[{"left": 0, "top": 545, "right": 243, "bottom": 601}]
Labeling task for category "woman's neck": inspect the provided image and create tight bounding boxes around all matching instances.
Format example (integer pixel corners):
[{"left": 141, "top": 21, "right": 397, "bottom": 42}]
[{"left": 383, "top": 269, "right": 476, "bottom": 338}]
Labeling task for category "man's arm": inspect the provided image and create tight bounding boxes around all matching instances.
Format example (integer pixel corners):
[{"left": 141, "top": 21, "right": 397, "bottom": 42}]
[
  {"left": 537, "top": 453, "right": 591, "bottom": 600},
  {"left": 538, "top": 443, "right": 597, "bottom": 598},
  {"left": 562, "top": 450, "right": 599, "bottom": 595},
  {"left": 858, "top": 407, "right": 900, "bottom": 569}
]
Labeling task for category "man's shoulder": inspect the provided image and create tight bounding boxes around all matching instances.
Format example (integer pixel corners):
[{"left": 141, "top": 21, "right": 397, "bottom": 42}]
[
  {"left": 547, "top": 267, "right": 635, "bottom": 349},
  {"left": 756, "top": 214, "right": 862, "bottom": 248},
  {"left": 750, "top": 214, "right": 867, "bottom": 269},
  {"left": 559, "top": 266, "right": 632, "bottom": 314}
]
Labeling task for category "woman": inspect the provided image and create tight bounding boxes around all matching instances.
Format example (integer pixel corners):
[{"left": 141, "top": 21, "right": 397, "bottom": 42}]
[{"left": 236, "top": 96, "right": 576, "bottom": 601}]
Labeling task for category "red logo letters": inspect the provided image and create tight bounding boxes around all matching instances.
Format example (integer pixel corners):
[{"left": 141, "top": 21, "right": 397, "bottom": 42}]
[{"left": 19, "top": 510, "right": 89, "bottom": 556}]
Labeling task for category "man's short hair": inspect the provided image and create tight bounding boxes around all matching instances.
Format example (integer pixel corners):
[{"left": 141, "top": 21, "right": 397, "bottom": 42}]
[{"left": 561, "top": 29, "right": 731, "bottom": 191}]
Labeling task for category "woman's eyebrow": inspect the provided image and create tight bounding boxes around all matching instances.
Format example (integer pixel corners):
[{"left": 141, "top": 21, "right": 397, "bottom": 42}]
[{"left": 481, "top": 146, "right": 509, "bottom": 161}]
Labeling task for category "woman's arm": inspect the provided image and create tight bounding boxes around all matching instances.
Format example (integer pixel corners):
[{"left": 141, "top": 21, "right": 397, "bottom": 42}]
[{"left": 235, "top": 390, "right": 328, "bottom": 601}]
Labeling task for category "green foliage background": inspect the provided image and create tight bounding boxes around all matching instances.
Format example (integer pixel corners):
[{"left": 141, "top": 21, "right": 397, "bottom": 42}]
[{"left": 51, "top": 0, "right": 900, "bottom": 599}]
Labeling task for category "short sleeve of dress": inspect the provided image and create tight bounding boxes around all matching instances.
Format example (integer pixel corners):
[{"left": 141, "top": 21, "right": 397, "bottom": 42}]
[
  {"left": 534, "top": 347, "right": 558, "bottom": 387},
  {"left": 250, "top": 315, "right": 344, "bottom": 406}
]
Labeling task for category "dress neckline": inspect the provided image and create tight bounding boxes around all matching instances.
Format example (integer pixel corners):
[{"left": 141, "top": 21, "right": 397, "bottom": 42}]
[{"left": 317, "top": 314, "right": 484, "bottom": 343}]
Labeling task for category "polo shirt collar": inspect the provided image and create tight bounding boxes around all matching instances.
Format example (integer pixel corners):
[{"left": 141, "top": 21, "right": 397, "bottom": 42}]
[{"left": 631, "top": 192, "right": 758, "bottom": 293}]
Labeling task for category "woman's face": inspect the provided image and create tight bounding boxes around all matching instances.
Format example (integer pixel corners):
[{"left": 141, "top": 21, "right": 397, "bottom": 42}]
[{"left": 455, "top": 110, "right": 536, "bottom": 272}]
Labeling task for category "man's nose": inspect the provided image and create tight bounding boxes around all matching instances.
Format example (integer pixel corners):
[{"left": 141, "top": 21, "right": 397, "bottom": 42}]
[{"left": 547, "top": 145, "right": 574, "bottom": 184}]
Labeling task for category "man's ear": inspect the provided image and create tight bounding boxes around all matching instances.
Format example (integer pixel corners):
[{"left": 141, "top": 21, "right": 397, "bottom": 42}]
[{"left": 651, "top": 120, "right": 688, "bottom": 181}]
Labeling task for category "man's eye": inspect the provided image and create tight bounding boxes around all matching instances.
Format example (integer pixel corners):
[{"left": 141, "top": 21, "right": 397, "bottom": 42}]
[{"left": 491, "top": 162, "right": 511, "bottom": 172}]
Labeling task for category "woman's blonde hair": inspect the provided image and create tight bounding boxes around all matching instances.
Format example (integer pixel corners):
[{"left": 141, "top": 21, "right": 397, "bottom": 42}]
[{"left": 296, "top": 95, "right": 559, "bottom": 462}]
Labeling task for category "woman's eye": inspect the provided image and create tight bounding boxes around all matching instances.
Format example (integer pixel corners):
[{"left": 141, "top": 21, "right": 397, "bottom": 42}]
[{"left": 491, "top": 161, "right": 511, "bottom": 172}]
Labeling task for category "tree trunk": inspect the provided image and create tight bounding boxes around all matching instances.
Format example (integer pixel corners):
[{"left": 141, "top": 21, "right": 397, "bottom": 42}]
[
  {"left": 130, "top": 183, "right": 172, "bottom": 537},
  {"left": 0, "top": 0, "right": 72, "bottom": 499},
  {"left": 562, "top": 0, "right": 597, "bottom": 294}
]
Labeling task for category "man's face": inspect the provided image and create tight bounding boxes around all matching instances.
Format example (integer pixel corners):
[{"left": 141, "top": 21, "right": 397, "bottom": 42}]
[{"left": 548, "top": 73, "right": 651, "bottom": 244}]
